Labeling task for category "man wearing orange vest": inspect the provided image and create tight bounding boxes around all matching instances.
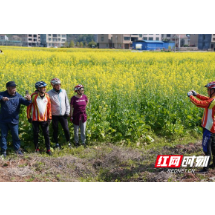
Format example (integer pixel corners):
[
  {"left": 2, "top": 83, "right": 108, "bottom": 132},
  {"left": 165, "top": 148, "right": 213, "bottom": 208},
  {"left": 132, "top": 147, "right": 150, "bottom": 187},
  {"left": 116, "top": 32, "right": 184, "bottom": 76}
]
[
  {"left": 27, "top": 81, "right": 52, "bottom": 155},
  {"left": 188, "top": 81, "right": 215, "bottom": 173}
]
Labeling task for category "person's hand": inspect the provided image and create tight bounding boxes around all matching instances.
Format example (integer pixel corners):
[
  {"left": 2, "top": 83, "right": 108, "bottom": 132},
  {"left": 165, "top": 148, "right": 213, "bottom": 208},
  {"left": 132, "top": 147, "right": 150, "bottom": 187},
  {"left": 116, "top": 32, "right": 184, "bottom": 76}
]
[
  {"left": 191, "top": 90, "right": 197, "bottom": 96},
  {"left": 70, "top": 116, "right": 73, "bottom": 123},
  {"left": 187, "top": 91, "right": 193, "bottom": 97},
  {"left": 25, "top": 95, "right": 31, "bottom": 101},
  {"left": 64, "top": 114, "right": 69, "bottom": 119},
  {"left": 47, "top": 119, "right": 51, "bottom": 125},
  {"left": 2, "top": 97, "right": 9, "bottom": 101},
  {"left": 28, "top": 118, "right": 32, "bottom": 123}
]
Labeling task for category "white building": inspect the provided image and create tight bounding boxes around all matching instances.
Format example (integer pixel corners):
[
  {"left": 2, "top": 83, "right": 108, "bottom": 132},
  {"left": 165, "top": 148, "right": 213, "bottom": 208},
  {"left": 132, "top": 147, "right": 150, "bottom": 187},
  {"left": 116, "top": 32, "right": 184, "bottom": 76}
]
[
  {"left": 40, "top": 34, "right": 67, "bottom": 47},
  {"left": 21, "top": 34, "right": 40, "bottom": 47},
  {"left": 0, "top": 35, "right": 9, "bottom": 41}
]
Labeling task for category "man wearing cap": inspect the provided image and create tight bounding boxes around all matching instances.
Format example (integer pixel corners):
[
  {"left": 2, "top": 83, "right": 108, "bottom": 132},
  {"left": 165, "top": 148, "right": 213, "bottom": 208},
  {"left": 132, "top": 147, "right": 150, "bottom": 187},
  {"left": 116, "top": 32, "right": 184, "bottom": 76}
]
[{"left": 0, "top": 81, "right": 31, "bottom": 158}]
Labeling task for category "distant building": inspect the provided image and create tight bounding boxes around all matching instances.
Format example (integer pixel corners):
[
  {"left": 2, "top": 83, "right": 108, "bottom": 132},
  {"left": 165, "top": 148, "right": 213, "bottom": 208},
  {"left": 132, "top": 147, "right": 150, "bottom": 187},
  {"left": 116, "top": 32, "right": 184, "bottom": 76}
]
[
  {"left": 98, "top": 34, "right": 162, "bottom": 49},
  {"left": 21, "top": 34, "right": 40, "bottom": 47},
  {"left": 198, "top": 34, "right": 212, "bottom": 50},
  {"left": 162, "top": 34, "right": 190, "bottom": 46},
  {"left": 190, "top": 34, "right": 198, "bottom": 47},
  {"left": 40, "top": 34, "right": 67, "bottom": 47},
  {"left": 98, "top": 34, "right": 112, "bottom": 48},
  {"left": 132, "top": 40, "right": 175, "bottom": 51},
  {"left": 0, "top": 35, "right": 9, "bottom": 41},
  {"left": 94, "top": 34, "right": 98, "bottom": 43},
  {"left": 12, "top": 35, "right": 22, "bottom": 41},
  {"left": 190, "top": 34, "right": 215, "bottom": 50},
  {"left": 143, "top": 34, "right": 161, "bottom": 41},
  {"left": 211, "top": 34, "right": 215, "bottom": 51}
]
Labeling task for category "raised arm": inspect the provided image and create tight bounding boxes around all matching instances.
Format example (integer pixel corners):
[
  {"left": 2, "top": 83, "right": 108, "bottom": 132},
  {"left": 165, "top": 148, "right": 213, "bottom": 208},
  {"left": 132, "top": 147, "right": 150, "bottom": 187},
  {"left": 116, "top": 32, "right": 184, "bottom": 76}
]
[{"left": 190, "top": 95, "right": 213, "bottom": 108}]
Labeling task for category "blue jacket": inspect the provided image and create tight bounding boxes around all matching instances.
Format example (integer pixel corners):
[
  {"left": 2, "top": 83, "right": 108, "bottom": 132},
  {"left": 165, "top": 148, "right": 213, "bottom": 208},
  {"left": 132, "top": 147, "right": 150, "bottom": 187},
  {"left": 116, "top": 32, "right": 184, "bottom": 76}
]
[{"left": 0, "top": 91, "right": 31, "bottom": 124}]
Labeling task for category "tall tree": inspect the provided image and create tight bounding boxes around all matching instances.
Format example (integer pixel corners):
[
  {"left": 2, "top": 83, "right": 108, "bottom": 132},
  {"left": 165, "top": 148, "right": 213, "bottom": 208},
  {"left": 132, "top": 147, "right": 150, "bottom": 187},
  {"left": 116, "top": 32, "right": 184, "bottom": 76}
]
[{"left": 69, "top": 40, "right": 74, "bottom": 48}]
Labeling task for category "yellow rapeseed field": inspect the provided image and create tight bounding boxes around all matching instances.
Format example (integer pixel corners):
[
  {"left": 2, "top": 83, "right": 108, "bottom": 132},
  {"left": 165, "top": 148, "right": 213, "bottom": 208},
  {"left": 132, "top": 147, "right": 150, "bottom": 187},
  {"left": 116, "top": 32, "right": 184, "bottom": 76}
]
[{"left": 0, "top": 46, "right": 215, "bottom": 148}]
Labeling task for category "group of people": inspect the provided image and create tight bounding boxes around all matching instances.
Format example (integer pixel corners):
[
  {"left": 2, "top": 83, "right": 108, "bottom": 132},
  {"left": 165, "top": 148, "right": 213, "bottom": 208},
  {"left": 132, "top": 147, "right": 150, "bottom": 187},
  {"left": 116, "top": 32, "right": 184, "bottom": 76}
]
[
  {"left": 0, "top": 79, "right": 88, "bottom": 158},
  {"left": 2, "top": 77, "right": 215, "bottom": 173}
]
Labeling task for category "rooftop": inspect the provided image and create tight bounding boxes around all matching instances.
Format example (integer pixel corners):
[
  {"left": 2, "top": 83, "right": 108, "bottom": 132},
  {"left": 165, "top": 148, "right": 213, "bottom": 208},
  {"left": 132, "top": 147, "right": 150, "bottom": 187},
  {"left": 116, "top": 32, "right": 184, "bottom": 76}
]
[{"left": 136, "top": 40, "right": 164, "bottom": 43}]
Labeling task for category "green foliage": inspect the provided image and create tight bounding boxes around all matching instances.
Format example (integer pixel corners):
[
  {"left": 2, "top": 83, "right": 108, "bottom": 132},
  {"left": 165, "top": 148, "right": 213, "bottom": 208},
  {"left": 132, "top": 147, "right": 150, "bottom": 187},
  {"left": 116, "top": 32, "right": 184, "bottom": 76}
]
[
  {"left": 79, "top": 42, "right": 83, "bottom": 48},
  {"left": 69, "top": 40, "right": 74, "bottom": 48},
  {"left": 88, "top": 40, "right": 97, "bottom": 48},
  {"left": 64, "top": 42, "right": 69, "bottom": 48}
]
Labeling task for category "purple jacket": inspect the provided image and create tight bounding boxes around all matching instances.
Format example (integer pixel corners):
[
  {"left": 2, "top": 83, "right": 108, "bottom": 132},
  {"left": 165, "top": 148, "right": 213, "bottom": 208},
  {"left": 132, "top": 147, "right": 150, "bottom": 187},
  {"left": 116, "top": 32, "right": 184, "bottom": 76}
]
[{"left": 70, "top": 95, "right": 88, "bottom": 125}]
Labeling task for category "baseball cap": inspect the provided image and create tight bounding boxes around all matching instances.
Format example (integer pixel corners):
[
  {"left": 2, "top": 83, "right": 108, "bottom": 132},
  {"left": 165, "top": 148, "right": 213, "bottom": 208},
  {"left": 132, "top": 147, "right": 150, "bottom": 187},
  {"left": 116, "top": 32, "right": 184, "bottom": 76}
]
[{"left": 6, "top": 81, "right": 17, "bottom": 87}]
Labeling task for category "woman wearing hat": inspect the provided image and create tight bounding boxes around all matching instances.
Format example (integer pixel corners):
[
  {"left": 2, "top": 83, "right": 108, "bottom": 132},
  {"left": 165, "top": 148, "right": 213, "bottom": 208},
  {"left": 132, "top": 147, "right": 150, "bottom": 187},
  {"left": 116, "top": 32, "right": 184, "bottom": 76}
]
[{"left": 70, "top": 84, "right": 89, "bottom": 147}]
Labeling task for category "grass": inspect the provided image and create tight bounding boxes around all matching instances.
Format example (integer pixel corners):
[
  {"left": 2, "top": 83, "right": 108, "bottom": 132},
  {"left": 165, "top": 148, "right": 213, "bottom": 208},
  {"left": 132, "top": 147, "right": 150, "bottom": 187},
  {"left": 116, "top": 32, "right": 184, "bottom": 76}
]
[{"left": 0, "top": 135, "right": 212, "bottom": 182}]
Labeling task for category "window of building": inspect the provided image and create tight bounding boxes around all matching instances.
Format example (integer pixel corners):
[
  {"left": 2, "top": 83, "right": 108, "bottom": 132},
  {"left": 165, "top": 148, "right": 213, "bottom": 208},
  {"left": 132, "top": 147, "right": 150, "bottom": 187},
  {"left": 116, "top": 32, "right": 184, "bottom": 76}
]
[
  {"left": 124, "top": 37, "right": 130, "bottom": 40},
  {"left": 149, "top": 37, "right": 153, "bottom": 40},
  {"left": 149, "top": 34, "right": 153, "bottom": 35},
  {"left": 143, "top": 37, "right": 147, "bottom": 40},
  {"left": 48, "top": 34, "right": 51, "bottom": 36},
  {"left": 58, "top": 38, "right": 60, "bottom": 41},
  {"left": 156, "top": 37, "right": 159, "bottom": 41},
  {"left": 58, "top": 34, "right": 60, "bottom": 37},
  {"left": 48, "top": 38, "right": 51, "bottom": 41},
  {"left": 167, "top": 34, "right": 171, "bottom": 37},
  {"left": 101, "top": 37, "right": 104, "bottom": 41},
  {"left": 28, "top": 35, "right": 32, "bottom": 37},
  {"left": 62, "top": 39, "right": 66, "bottom": 42},
  {"left": 213, "top": 38, "right": 215, "bottom": 41},
  {"left": 106, "top": 44, "right": 108, "bottom": 48},
  {"left": 53, "top": 34, "right": 57, "bottom": 37},
  {"left": 62, "top": 35, "right": 66, "bottom": 38},
  {"left": 156, "top": 34, "right": 159, "bottom": 35},
  {"left": 139, "top": 34, "right": 142, "bottom": 37},
  {"left": 119, "top": 44, "right": 121, "bottom": 48},
  {"left": 53, "top": 38, "right": 57, "bottom": 42}
]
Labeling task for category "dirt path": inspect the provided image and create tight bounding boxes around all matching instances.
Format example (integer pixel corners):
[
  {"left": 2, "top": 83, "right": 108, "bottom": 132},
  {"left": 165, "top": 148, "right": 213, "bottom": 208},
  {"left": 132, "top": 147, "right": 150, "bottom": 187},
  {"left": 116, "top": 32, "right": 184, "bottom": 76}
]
[{"left": 0, "top": 142, "right": 214, "bottom": 182}]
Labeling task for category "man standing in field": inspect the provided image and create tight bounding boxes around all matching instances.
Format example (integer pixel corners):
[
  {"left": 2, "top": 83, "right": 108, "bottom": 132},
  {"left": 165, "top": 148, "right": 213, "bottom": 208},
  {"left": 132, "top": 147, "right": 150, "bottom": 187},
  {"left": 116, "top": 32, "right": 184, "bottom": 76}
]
[
  {"left": 188, "top": 82, "right": 215, "bottom": 173},
  {"left": 47, "top": 78, "right": 71, "bottom": 149},
  {"left": 0, "top": 81, "right": 31, "bottom": 158},
  {"left": 27, "top": 81, "right": 52, "bottom": 155}
]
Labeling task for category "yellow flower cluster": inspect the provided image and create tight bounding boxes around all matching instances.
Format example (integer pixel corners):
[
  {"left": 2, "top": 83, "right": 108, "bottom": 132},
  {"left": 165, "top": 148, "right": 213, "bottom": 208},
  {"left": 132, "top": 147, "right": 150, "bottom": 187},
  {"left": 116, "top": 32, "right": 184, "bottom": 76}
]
[{"left": 0, "top": 46, "right": 215, "bottom": 143}]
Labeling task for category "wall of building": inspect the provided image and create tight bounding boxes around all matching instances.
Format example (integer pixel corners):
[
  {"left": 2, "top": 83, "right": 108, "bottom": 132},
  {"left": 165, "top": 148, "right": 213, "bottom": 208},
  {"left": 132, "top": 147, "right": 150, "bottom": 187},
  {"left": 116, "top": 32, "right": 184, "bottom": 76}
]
[{"left": 198, "top": 34, "right": 212, "bottom": 50}]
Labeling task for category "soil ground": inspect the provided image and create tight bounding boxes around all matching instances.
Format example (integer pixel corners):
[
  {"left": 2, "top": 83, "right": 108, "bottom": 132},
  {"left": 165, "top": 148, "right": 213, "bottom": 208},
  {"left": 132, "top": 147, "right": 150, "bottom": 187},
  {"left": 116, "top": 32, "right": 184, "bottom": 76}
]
[{"left": 0, "top": 141, "right": 214, "bottom": 182}]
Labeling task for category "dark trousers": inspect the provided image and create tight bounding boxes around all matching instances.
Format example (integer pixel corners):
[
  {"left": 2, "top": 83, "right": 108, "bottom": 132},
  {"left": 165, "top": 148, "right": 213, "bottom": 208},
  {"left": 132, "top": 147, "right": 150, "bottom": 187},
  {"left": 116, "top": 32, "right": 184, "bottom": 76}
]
[
  {"left": 0, "top": 123, "right": 20, "bottom": 152},
  {"left": 202, "top": 128, "right": 215, "bottom": 169},
  {"left": 32, "top": 121, "right": 50, "bottom": 150},
  {"left": 52, "top": 115, "right": 70, "bottom": 143}
]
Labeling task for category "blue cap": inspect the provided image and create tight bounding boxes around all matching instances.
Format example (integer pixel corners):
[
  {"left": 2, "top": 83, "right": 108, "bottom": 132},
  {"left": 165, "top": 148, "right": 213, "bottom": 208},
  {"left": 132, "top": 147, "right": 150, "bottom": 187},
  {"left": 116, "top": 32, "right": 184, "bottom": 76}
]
[{"left": 6, "top": 81, "right": 17, "bottom": 87}]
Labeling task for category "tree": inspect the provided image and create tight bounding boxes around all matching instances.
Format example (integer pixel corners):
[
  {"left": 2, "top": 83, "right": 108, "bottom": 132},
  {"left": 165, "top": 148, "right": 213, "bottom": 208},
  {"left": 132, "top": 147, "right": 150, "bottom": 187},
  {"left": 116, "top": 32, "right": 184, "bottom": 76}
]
[
  {"left": 64, "top": 42, "right": 69, "bottom": 48},
  {"left": 69, "top": 40, "right": 74, "bottom": 48},
  {"left": 88, "top": 40, "right": 97, "bottom": 48},
  {"left": 83, "top": 41, "right": 88, "bottom": 47},
  {"left": 76, "top": 42, "right": 79, "bottom": 47},
  {"left": 77, "top": 34, "right": 94, "bottom": 43},
  {"left": 79, "top": 42, "right": 83, "bottom": 48}
]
